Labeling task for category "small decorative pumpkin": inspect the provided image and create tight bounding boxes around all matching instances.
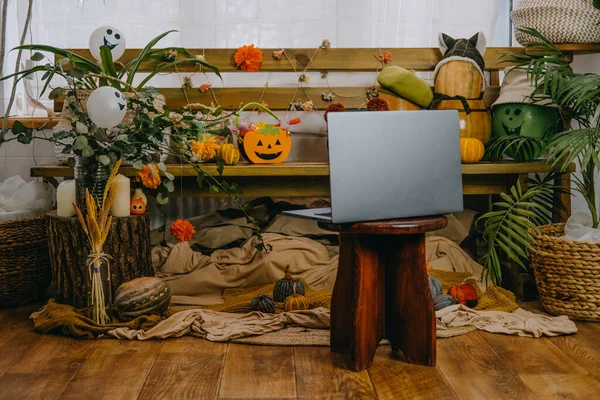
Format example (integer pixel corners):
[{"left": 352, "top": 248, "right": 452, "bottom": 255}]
[
  {"left": 460, "top": 137, "right": 485, "bottom": 163},
  {"left": 250, "top": 294, "right": 275, "bottom": 313},
  {"left": 434, "top": 294, "right": 457, "bottom": 311},
  {"left": 283, "top": 283, "right": 310, "bottom": 312},
  {"left": 448, "top": 283, "right": 479, "bottom": 308},
  {"left": 113, "top": 277, "right": 171, "bottom": 321},
  {"left": 240, "top": 122, "right": 292, "bottom": 164},
  {"left": 429, "top": 276, "right": 443, "bottom": 300},
  {"left": 273, "top": 265, "right": 305, "bottom": 302},
  {"left": 218, "top": 143, "right": 241, "bottom": 166},
  {"left": 130, "top": 198, "right": 147, "bottom": 215}
]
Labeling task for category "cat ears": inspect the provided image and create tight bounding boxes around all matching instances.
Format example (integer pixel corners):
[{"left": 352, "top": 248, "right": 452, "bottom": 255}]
[{"left": 438, "top": 32, "right": 487, "bottom": 56}]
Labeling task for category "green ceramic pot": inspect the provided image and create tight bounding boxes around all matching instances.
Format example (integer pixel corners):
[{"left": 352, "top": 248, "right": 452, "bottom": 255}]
[{"left": 492, "top": 103, "right": 562, "bottom": 161}]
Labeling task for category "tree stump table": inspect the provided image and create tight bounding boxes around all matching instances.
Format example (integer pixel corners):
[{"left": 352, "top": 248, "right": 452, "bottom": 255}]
[
  {"left": 319, "top": 215, "right": 447, "bottom": 371},
  {"left": 47, "top": 212, "right": 154, "bottom": 308}
]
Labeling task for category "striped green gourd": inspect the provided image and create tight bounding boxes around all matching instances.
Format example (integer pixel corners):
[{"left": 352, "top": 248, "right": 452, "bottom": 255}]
[
  {"left": 250, "top": 294, "right": 275, "bottom": 313},
  {"left": 273, "top": 265, "right": 305, "bottom": 302},
  {"left": 113, "top": 277, "right": 171, "bottom": 321}
]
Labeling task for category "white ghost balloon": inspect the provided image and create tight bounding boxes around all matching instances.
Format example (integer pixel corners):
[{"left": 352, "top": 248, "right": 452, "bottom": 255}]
[
  {"left": 87, "top": 86, "right": 127, "bottom": 128},
  {"left": 89, "top": 26, "right": 126, "bottom": 61}
]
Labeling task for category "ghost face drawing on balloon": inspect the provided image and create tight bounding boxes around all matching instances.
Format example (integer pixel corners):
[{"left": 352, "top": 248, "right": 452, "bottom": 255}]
[
  {"left": 87, "top": 86, "right": 127, "bottom": 129},
  {"left": 89, "top": 26, "right": 126, "bottom": 61}
]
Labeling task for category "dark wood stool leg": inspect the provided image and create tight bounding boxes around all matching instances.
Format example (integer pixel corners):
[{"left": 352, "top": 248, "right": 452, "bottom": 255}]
[
  {"left": 384, "top": 233, "right": 436, "bottom": 366},
  {"left": 331, "top": 233, "right": 384, "bottom": 371}
]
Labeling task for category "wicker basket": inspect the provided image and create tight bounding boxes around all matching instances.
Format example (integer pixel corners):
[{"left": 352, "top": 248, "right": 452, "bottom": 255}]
[
  {"left": 0, "top": 215, "right": 52, "bottom": 308},
  {"left": 530, "top": 223, "right": 600, "bottom": 321},
  {"left": 512, "top": 0, "right": 600, "bottom": 45}
]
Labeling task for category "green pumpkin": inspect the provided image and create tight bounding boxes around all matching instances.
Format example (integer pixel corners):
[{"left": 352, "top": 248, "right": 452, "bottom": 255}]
[{"left": 492, "top": 103, "right": 562, "bottom": 161}]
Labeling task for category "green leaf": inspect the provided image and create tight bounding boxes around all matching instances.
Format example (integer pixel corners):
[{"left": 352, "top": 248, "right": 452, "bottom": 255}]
[
  {"left": 164, "top": 179, "right": 175, "bottom": 192},
  {"left": 208, "top": 185, "right": 219, "bottom": 194},
  {"left": 73, "top": 136, "right": 88, "bottom": 150},
  {"left": 216, "top": 158, "right": 225, "bottom": 176},
  {"left": 11, "top": 120, "right": 28, "bottom": 135},
  {"left": 156, "top": 192, "right": 169, "bottom": 205},
  {"left": 196, "top": 174, "right": 205, "bottom": 188},
  {"left": 165, "top": 172, "right": 175, "bottom": 181},
  {"left": 132, "top": 160, "right": 145, "bottom": 170},
  {"left": 30, "top": 52, "right": 45, "bottom": 61},
  {"left": 126, "top": 30, "right": 179, "bottom": 86},
  {"left": 17, "top": 130, "right": 33, "bottom": 144},
  {"left": 82, "top": 146, "right": 94, "bottom": 157},
  {"left": 157, "top": 162, "right": 167, "bottom": 172},
  {"left": 48, "top": 87, "right": 63, "bottom": 100},
  {"left": 96, "top": 155, "right": 111, "bottom": 165},
  {"left": 75, "top": 121, "right": 89, "bottom": 134},
  {"left": 115, "top": 134, "right": 128, "bottom": 142},
  {"left": 53, "top": 131, "right": 71, "bottom": 140}
]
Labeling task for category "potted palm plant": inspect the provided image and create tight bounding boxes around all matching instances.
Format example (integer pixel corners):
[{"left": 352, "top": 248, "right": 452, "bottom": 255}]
[{"left": 479, "top": 28, "right": 600, "bottom": 320}]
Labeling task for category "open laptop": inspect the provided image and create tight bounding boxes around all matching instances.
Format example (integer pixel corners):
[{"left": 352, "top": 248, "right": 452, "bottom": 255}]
[{"left": 283, "top": 110, "right": 463, "bottom": 224}]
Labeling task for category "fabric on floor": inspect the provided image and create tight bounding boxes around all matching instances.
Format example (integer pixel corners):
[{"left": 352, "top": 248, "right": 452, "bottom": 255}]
[
  {"left": 436, "top": 304, "right": 577, "bottom": 338},
  {"left": 106, "top": 307, "right": 330, "bottom": 341},
  {"left": 30, "top": 299, "right": 162, "bottom": 339}
]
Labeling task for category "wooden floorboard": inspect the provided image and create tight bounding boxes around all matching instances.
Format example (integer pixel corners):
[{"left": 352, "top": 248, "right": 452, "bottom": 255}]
[
  {"left": 0, "top": 308, "right": 12, "bottom": 323},
  {"left": 0, "top": 335, "right": 98, "bottom": 400},
  {"left": 368, "top": 346, "right": 456, "bottom": 400},
  {"left": 218, "top": 344, "right": 296, "bottom": 399},
  {"left": 480, "top": 331, "right": 600, "bottom": 398},
  {"left": 0, "top": 305, "right": 44, "bottom": 377},
  {"left": 294, "top": 346, "right": 376, "bottom": 399},
  {"left": 58, "top": 339, "right": 164, "bottom": 400},
  {"left": 138, "top": 337, "right": 227, "bottom": 400},
  {"left": 437, "top": 332, "right": 537, "bottom": 399}
]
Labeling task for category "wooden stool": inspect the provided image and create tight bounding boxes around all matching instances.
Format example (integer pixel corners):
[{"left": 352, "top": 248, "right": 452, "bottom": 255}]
[{"left": 319, "top": 215, "right": 447, "bottom": 371}]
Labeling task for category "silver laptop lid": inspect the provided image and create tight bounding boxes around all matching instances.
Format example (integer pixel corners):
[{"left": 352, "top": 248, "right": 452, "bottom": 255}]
[{"left": 326, "top": 110, "right": 463, "bottom": 223}]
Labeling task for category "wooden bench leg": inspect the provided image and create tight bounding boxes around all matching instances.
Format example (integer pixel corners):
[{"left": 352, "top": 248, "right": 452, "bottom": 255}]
[
  {"left": 384, "top": 233, "right": 436, "bottom": 366},
  {"left": 330, "top": 233, "right": 384, "bottom": 371}
]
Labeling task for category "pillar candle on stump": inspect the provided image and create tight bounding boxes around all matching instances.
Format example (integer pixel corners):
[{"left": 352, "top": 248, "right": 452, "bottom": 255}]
[
  {"left": 56, "top": 180, "right": 76, "bottom": 217},
  {"left": 110, "top": 174, "right": 131, "bottom": 217}
]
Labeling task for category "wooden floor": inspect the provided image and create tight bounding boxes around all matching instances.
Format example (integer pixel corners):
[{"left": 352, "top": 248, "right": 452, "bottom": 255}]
[{"left": 1, "top": 303, "right": 599, "bottom": 400}]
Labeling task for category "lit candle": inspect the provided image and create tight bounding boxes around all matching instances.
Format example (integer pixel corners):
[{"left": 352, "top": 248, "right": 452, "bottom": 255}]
[
  {"left": 56, "top": 180, "right": 76, "bottom": 217},
  {"left": 110, "top": 174, "right": 131, "bottom": 217}
]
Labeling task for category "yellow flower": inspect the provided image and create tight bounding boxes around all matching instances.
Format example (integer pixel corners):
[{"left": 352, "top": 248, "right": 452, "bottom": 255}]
[
  {"left": 192, "top": 136, "right": 221, "bottom": 160},
  {"left": 137, "top": 164, "right": 161, "bottom": 189}
]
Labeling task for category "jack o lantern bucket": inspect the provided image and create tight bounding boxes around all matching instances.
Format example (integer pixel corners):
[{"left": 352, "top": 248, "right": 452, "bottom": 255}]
[
  {"left": 434, "top": 99, "right": 491, "bottom": 142},
  {"left": 238, "top": 121, "right": 295, "bottom": 164}
]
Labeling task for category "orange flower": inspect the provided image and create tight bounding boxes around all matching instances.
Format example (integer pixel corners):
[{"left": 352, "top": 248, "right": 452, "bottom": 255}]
[
  {"left": 234, "top": 44, "right": 263, "bottom": 72},
  {"left": 272, "top": 49, "right": 284, "bottom": 60},
  {"left": 137, "top": 164, "right": 161, "bottom": 189},
  {"left": 380, "top": 52, "right": 392, "bottom": 64},
  {"left": 199, "top": 84, "right": 211, "bottom": 93},
  {"left": 192, "top": 136, "right": 221, "bottom": 160},
  {"left": 169, "top": 219, "right": 196, "bottom": 242}
]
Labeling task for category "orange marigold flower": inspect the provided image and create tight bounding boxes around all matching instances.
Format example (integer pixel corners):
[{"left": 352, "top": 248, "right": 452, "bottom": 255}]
[
  {"left": 169, "top": 219, "right": 196, "bottom": 242},
  {"left": 380, "top": 52, "right": 392, "bottom": 64},
  {"left": 192, "top": 136, "right": 221, "bottom": 160},
  {"left": 199, "top": 83, "right": 211, "bottom": 93},
  {"left": 137, "top": 164, "right": 161, "bottom": 189},
  {"left": 234, "top": 44, "right": 263, "bottom": 72}
]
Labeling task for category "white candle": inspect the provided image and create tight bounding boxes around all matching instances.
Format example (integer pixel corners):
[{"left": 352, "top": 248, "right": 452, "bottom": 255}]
[
  {"left": 110, "top": 174, "right": 131, "bottom": 217},
  {"left": 56, "top": 180, "right": 76, "bottom": 217}
]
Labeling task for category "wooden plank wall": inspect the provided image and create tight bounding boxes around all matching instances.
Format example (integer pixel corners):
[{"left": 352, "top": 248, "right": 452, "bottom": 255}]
[{"left": 54, "top": 47, "right": 521, "bottom": 112}]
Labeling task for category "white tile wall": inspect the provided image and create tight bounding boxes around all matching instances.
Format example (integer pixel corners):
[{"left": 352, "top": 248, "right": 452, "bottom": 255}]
[{"left": 2, "top": 0, "right": 508, "bottom": 184}]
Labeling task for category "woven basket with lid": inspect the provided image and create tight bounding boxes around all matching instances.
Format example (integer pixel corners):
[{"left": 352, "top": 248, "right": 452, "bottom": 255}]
[{"left": 530, "top": 223, "right": 600, "bottom": 321}]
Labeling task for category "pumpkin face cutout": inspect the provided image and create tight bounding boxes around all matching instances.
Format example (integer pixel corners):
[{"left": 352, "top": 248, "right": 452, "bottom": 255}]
[
  {"left": 130, "top": 198, "right": 146, "bottom": 215},
  {"left": 492, "top": 103, "right": 562, "bottom": 161},
  {"left": 242, "top": 123, "right": 292, "bottom": 164}
]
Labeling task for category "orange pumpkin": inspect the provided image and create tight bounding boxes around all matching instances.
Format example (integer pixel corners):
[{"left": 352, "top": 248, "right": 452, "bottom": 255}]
[
  {"left": 241, "top": 122, "right": 292, "bottom": 164},
  {"left": 218, "top": 143, "right": 240, "bottom": 165},
  {"left": 130, "top": 198, "right": 146, "bottom": 215},
  {"left": 434, "top": 99, "right": 491, "bottom": 142},
  {"left": 435, "top": 60, "right": 483, "bottom": 98},
  {"left": 448, "top": 283, "right": 478, "bottom": 307},
  {"left": 460, "top": 137, "right": 485, "bottom": 163}
]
